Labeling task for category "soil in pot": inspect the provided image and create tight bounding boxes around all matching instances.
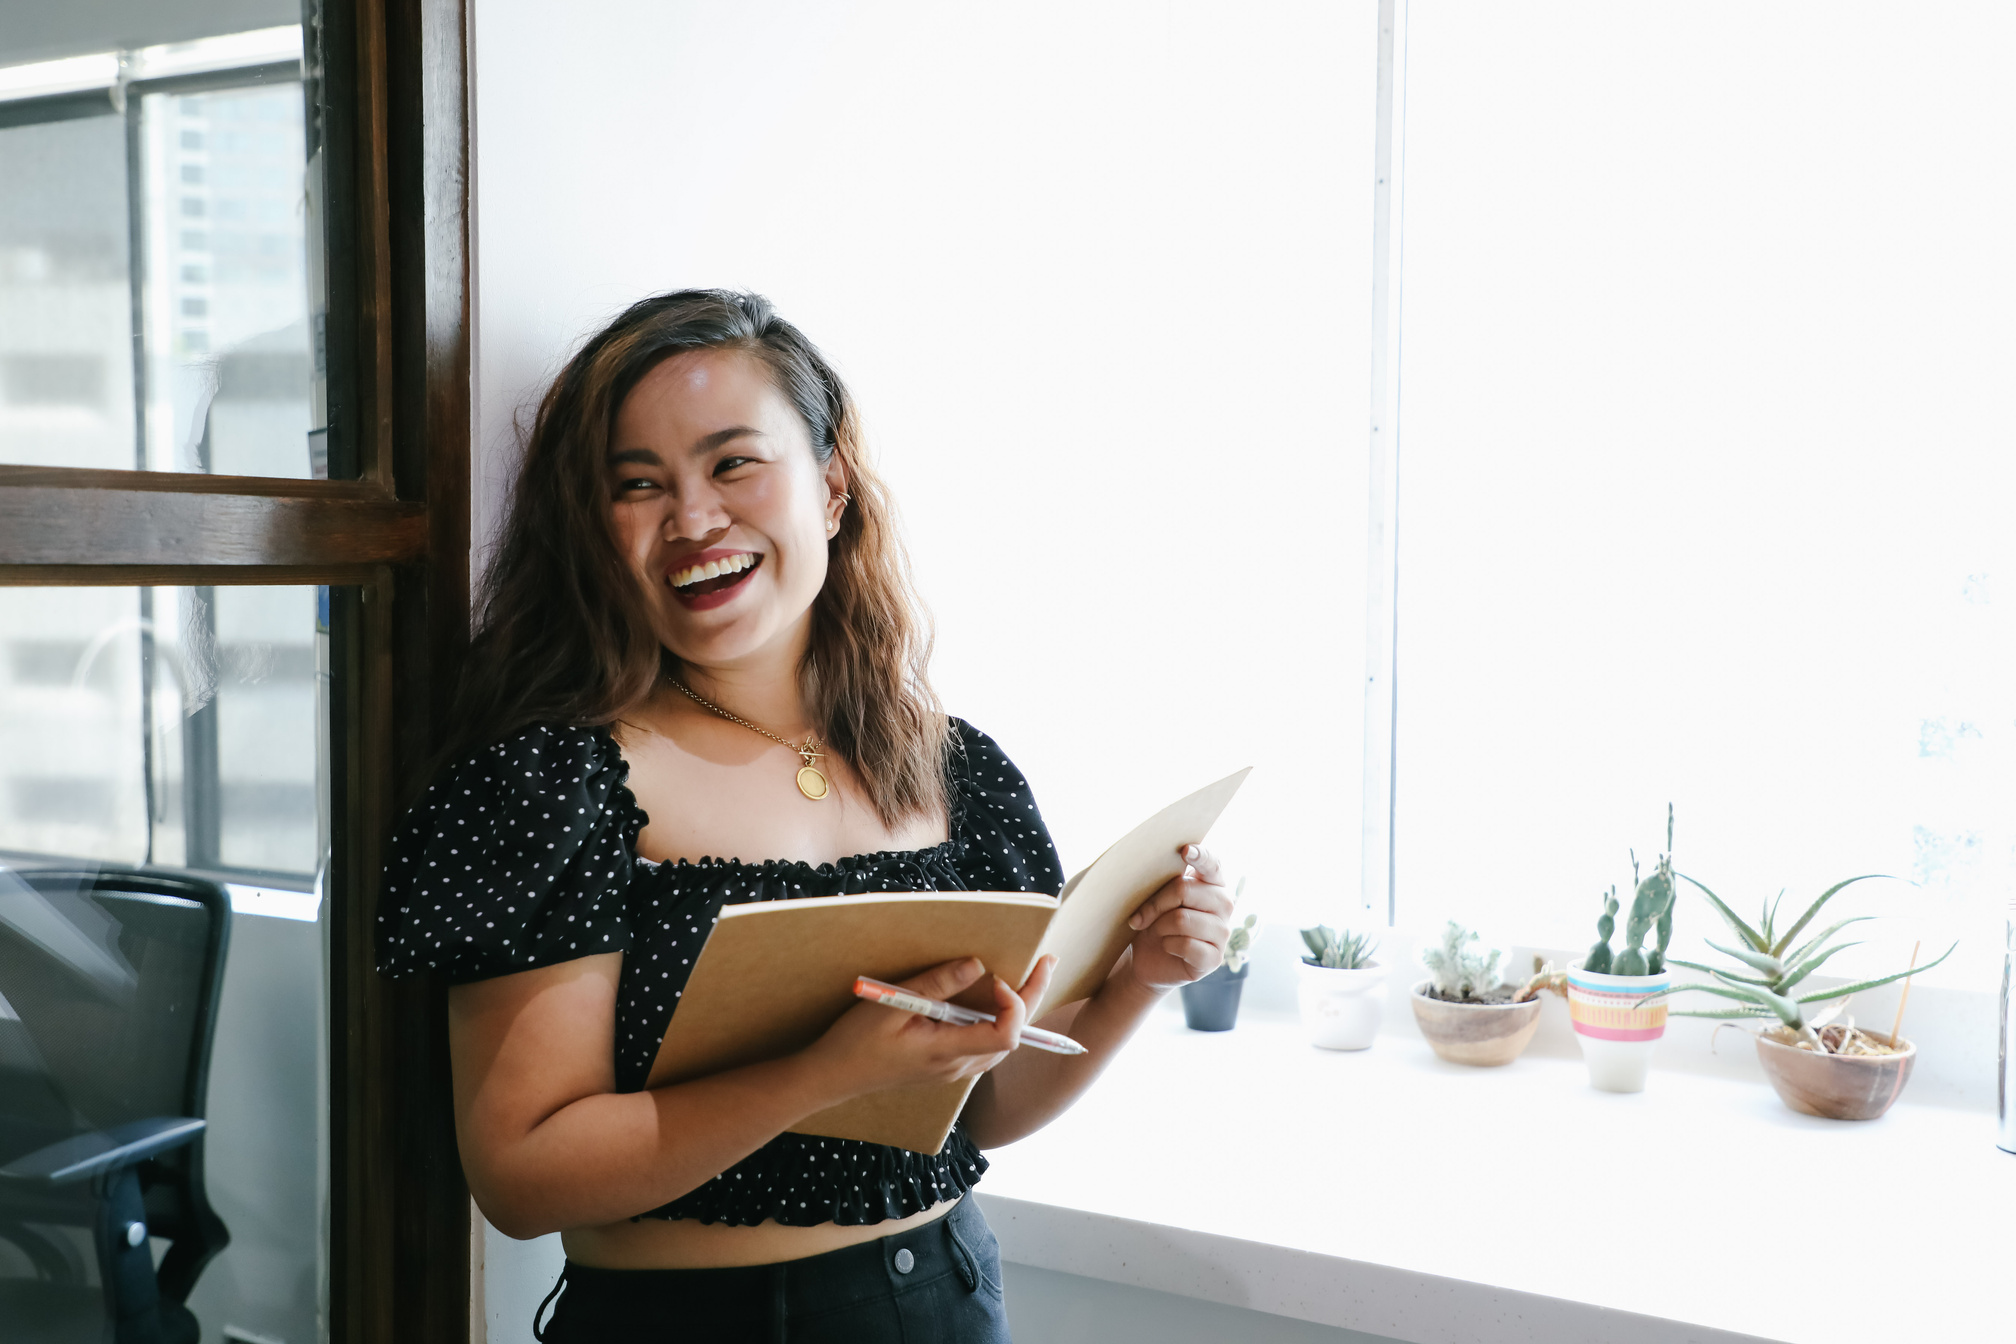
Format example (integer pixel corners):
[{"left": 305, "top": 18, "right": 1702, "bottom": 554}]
[
  {"left": 1755, "top": 1027, "right": 1916, "bottom": 1120},
  {"left": 1410, "top": 981, "right": 1542, "bottom": 1066},
  {"left": 1180, "top": 963, "right": 1249, "bottom": 1031}
]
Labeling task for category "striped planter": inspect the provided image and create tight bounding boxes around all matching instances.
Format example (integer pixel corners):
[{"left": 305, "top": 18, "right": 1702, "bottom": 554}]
[{"left": 1567, "top": 963, "right": 1670, "bottom": 1093}]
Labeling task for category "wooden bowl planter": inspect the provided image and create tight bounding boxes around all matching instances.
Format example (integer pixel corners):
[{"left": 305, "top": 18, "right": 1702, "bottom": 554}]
[
  {"left": 1179, "top": 963, "right": 1249, "bottom": 1032},
  {"left": 1755, "top": 1029, "right": 1917, "bottom": 1120},
  {"left": 1410, "top": 981, "right": 1542, "bottom": 1066}
]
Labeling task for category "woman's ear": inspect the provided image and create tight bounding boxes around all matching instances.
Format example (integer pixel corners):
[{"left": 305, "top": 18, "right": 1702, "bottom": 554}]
[{"left": 824, "top": 453, "right": 851, "bottom": 534}]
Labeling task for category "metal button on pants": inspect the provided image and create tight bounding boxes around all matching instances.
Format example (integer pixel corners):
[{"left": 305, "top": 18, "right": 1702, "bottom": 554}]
[{"left": 893, "top": 1248, "right": 914, "bottom": 1274}]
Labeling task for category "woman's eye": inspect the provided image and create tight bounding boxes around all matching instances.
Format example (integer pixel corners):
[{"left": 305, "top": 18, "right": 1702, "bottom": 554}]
[
  {"left": 614, "top": 476, "right": 659, "bottom": 495},
  {"left": 714, "top": 456, "right": 754, "bottom": 475}
]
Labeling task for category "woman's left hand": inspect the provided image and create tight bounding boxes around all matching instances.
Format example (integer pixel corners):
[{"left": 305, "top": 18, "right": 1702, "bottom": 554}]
[{"left": 1123, "top": 845, "right": 1235, "bottom": 992}]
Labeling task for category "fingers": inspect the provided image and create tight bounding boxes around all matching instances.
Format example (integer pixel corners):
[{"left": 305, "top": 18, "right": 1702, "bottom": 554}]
[
  {"left": 1147, "top": 907, "right": 1227, "bottom": 945},
  {"left": 901, "top": 956, "right": 988, "bottom": 1001},
  {"left": 1158, "top": 934, "right": 1222, "bottom": 977},
  {"left": 1182, "top": 844, "right": 1227, "bottom": 887},
  {"left": 1014, "top": 954, "right": 1057, "bottom": 1012},
  {"left": 1128, "top": 847, "right": 1235, "bottom": 930}
]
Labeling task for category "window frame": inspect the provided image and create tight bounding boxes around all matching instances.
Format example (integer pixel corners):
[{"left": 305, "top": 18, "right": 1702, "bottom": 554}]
[{"left": 0, "top": 0, "right": 474, "bottom": 1338}]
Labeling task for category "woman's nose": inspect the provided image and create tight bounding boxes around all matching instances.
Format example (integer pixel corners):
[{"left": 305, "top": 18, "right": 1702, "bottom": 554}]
[{"left": 666, "top": 484, "right": 728, "bottom": 539}]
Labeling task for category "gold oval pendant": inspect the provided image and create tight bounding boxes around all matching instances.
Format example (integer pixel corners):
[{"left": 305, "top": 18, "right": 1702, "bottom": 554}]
[{"left": 796, "top": 766, "right": 830, "bottom": 801}]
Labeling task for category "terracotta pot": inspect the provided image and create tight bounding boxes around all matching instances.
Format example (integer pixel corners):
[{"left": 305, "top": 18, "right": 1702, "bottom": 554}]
[
  {"left": 1754, "top": 1030, "right": 1916, "bottom": 1120},
  {"left": 1409, "top": 981, "right": 1543, "bottom": 1067}
]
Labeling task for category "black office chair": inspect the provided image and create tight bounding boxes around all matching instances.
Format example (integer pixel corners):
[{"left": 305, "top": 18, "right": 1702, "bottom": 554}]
[{"left": 0, "top": 867, "right": 233, "bottom": 1344}]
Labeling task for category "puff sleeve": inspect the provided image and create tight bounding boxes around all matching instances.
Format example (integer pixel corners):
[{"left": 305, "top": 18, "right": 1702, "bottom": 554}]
[
  {"left": 948, "top": 719, "right": 1066, "bottom": 897},
  {"left": 375, "top": 724, "right": 643, "bottom": 983}
]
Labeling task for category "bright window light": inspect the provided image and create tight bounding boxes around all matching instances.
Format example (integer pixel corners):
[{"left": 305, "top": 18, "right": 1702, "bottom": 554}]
[
  {"left": 0, "top": 53, "right": 119, "bottom": 102},
  {"left": 1395, "top": 1, "right": 2016, "bottom": 988}
]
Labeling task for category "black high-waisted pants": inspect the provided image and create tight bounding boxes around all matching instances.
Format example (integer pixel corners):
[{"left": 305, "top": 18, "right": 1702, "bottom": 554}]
[{"left": 533, "top": 1197, "right": 1013, "bottom": 1343}]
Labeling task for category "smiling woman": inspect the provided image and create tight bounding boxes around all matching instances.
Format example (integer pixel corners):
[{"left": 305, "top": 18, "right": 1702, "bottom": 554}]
[
  {"left": 375, "top": 289, "right": 1238, "bottom": 1341},
  {"left": 438, "top": 292, "right": 946, "bottom": 832}
]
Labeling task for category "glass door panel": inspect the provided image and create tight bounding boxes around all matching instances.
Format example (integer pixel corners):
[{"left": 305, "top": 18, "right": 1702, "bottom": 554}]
[
  {"left": 0, "top": 13, "right": 329, "bottom": 478},
  {"left": 0, "top": 582, "right": 331, "bottom": 1344}
]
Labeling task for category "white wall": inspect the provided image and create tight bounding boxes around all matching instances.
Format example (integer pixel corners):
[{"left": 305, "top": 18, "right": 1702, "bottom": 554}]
[{"left": 471, "top": 0, "right": 1379, "bottom": 927}]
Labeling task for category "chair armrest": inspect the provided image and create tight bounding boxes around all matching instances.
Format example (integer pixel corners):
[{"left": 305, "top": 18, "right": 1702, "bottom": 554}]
[{"left": 0, "top": 1117, "right": 205, "bottom": 1186}]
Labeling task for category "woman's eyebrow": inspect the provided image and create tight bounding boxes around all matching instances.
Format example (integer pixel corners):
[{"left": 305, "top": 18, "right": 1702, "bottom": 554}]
[
  {"left": 689, "top": 425, "right": 763, "bottom": 454},
  {"left": 607, "top": 427, "right": 762, "bottom": 467}
]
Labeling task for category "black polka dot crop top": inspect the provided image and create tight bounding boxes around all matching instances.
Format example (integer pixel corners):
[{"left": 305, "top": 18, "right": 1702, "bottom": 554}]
[{"left": 375, "top": 718, "right": 1064, "bottom": 1227}]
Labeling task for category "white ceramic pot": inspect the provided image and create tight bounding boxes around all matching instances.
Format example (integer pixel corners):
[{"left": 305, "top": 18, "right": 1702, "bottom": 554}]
[
  {"left": 1297, "top": 961, "right": 1388, "bottom": 1050},
  {"left": 1566, "top": 961, "right": 1671, "bottom": 1093}
]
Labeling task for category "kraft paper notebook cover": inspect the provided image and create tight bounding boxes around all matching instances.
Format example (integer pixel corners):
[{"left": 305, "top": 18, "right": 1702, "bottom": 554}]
[{"left": 645, "top": 765, "right": 1250, "bottom": 1154}]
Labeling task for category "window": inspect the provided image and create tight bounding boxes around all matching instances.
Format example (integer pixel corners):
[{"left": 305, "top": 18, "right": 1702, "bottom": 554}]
[
  {"left": 0, "top": 0, "right": 474, "bottom": 1337},
  {"left": 1394, "top": 1, "right": 2016, "bottom": 986},
  {"left": 0, "top": 25, "right": 324, "bottom": 479}
]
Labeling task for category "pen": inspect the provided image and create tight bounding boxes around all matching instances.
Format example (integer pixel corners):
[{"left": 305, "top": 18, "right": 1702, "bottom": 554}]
[{"left": 853, "top": 976, "right": 1088, "bottom": 1055}]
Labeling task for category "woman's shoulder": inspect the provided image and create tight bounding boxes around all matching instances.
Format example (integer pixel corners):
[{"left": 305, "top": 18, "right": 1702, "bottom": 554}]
[
  {"left": 944, "top": 717, "right": 1065, "bottom": 896},
  {"left": 376, "top": 722, "right": 642, "bottom": 982}
]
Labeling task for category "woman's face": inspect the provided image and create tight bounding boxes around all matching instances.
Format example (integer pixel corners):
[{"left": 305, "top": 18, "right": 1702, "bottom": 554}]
[{"left": 608, "top": 348, "right": 846, "bottom": 674}]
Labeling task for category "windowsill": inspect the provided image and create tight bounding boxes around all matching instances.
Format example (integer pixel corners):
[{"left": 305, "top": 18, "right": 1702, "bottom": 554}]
[{"left": 976, "top": 1000, "right": 2015, "bottom": 1344}]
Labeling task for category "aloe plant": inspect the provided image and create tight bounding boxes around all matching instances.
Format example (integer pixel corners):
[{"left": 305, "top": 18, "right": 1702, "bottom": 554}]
[
  {"left": 1419, "top": 921, "right": 1504, "bottom": 1002},
  {"left": 1657, "top": 874, "right": 1954, "bottom": 1049},
  {"left": 1301, "top": 925, "right": 1377, "bottom": 970}
]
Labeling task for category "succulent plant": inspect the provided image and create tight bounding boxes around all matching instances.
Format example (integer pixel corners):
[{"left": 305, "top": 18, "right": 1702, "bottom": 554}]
[
  {"left": 1419, "top": 921, "right": 1504, "bottom": 1002},
  {"left": 1655, "top": 874, "right": 1954, "bottom": 1050},
  {"left": 1301, "top": 924, "right": 1377, "bottom": 970},
  {"left": 1224, "top": 912, "right": 1258, "bottom": 974}
]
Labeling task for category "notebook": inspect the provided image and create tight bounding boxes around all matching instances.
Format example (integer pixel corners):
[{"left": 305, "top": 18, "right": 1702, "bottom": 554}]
[{"left": 644, "top": 766, "right": 1250, "bottom": 1153}]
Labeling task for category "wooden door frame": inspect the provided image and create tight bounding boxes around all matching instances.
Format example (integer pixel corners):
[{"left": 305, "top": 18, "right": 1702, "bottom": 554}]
[{"left": 0, "top": 0, "right": 475, "bottom": 1337}]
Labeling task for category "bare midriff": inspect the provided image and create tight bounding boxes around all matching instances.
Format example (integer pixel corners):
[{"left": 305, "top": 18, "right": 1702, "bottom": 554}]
[{"left": 560, "top": 1195, "right": 960, "bottom": 1270}]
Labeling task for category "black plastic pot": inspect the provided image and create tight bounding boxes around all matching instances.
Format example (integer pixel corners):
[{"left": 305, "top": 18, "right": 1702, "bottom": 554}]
[{"left": 1180, "top": 962, "right": 1250, "bottom": 1031}]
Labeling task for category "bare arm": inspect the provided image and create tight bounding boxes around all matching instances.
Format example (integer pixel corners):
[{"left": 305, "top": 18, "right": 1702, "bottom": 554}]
[
  {"left": 964, "top": 846, "right": 1235, "bottom": 1148},
  {"left": 451, "top": 953, "right": 1042, "bottom": 1238}
]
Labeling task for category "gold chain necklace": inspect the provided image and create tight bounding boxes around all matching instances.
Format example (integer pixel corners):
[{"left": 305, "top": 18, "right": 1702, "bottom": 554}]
[{"left": 666, "top": 678, "right": 830, "bottom": 801}]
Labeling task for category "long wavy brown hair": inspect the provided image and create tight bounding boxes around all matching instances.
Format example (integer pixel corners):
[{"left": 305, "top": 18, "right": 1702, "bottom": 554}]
[{"left": 441, "top": 289, "right": 951, "bottom": 826}]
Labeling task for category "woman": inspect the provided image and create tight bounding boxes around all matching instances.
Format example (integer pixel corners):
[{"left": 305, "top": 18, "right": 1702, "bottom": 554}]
[{"left": 377, "top": 290, "right": 1233, "bottom": 1341}]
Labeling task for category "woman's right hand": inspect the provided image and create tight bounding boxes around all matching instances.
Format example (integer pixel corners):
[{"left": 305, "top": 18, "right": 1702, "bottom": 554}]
[{"left": 803, "top": 955, "right": 1056, "bottom": 1100}]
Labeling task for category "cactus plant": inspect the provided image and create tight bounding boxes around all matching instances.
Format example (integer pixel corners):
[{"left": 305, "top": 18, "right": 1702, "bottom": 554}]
[
  {"left": 1585, "top": 806, "right": 1678, "bottom": 977},
  {"left": 1419, "top": 921, "right": 1504, "bottom": 1002},
  {"left": 1584, "top": 888, "right": 1620, "bottom": 974},
  {"left": 1300, "top": 925, "right": 1377, "bottom": 970},
  {"left": 1653, "top": 874, "right": 1955, "bottom": 1052}
]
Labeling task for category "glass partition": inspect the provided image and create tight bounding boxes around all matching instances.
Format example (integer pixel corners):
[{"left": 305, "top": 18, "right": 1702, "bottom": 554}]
[
  {"left": 0, "top": 582, "right": 329, "bottom": 1344},
  {"left": 0, "top": 12, "right": 327, "bottom": 477},
  {"left": 0, "top": 584, "right": 327, "bottom": 881}
]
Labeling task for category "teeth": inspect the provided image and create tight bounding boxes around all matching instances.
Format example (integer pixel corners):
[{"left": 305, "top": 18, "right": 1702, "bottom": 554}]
[{"left": 672, "top": 553, "right": 755, "bottom": 589}]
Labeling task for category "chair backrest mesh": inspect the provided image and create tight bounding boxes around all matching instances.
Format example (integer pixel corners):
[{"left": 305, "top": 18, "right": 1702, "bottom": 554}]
[{"left": 0, "top": 868, "right": 229, "bottom": 1159}]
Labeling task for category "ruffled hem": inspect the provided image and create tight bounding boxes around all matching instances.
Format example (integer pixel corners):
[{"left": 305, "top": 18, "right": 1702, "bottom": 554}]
[{"left": 636, "top": 1128, "right": 991, "bottom": 1227}]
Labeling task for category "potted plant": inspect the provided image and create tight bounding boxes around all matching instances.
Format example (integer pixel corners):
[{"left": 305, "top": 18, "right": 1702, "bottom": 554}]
[
  {"left": 1296, "top": 925, "right": 1385, "bottom": 1050},
  {"left": 1180, "top": 888, "right": 1257, "bottom": 1031},
  {"left": 1658, "top": 874, "right": 1954, "bottom": 1120},
  {"left": 1411, "top": 922, "right": 1543, "bottom": 1066},
  {"left": 1567, "top": 810, "right": 1680, "bottom": 1093}
]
